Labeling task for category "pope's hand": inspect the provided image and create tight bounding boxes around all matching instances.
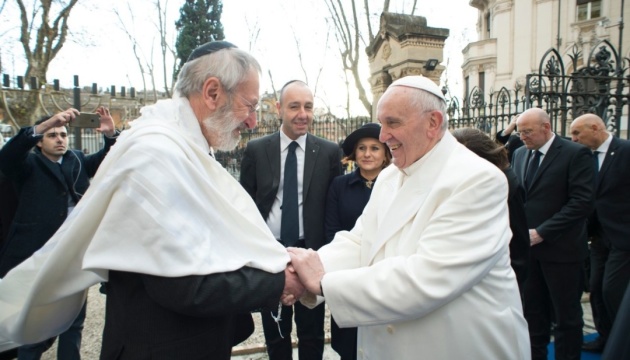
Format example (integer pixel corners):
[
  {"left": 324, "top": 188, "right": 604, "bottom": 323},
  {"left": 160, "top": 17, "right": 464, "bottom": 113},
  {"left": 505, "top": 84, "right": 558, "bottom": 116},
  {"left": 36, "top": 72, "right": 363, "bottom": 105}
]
[{"left": 287, "top": 247, "right": 325, "bottom": 296}]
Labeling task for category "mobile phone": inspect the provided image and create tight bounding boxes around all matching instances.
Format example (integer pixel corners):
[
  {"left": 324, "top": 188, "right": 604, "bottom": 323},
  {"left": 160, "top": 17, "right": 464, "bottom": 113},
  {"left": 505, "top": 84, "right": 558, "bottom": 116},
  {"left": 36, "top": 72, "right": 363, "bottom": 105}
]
[{"left": 70, "top": 112, "right": 101, "bottom": 128}]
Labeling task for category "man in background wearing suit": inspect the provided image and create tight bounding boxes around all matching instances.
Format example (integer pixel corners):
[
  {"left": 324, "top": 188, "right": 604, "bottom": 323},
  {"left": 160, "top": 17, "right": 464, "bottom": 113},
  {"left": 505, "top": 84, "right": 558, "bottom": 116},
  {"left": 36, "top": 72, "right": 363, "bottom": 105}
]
[
  {"left": 513, "top": 108, "right": 594, "bottom": 360},
  {"left": 240, "top": 80, "right": 341, "bottom": 360},
  {"left": 0, "top": 107, "right": 117, "bottom": 360},
  {"left": 570, "top": 114, "right": 630, "bottom": 353}
]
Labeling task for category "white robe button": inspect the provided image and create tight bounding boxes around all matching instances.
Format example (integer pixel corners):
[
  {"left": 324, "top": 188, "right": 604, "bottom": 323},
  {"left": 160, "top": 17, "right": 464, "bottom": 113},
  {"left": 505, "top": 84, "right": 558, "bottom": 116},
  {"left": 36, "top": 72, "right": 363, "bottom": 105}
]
[{"left": 387, "top": 325, "right": 395, "bottom": 334}]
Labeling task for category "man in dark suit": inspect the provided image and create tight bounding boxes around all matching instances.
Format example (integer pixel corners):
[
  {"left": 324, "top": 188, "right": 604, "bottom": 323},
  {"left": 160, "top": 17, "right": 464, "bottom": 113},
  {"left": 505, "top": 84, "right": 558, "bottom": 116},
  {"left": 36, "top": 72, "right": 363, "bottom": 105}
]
[
  {"left": 0, "top": 107, "right": 117, "bottom": 360},
  {"left": 570, "top": 114, "right": 630, "bottom": 353},
  {"left": 240, "top": 80, "right": 342, "bottom": 360},
  {"left": 512, "top": 108, "right": 594, "bottom": 360}
]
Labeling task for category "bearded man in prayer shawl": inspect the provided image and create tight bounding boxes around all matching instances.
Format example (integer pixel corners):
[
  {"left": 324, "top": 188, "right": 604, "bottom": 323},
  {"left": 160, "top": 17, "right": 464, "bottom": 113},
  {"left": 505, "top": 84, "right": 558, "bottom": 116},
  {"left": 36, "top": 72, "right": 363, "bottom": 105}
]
[{"left": 0, "top": 41, "right": 302, "bottom": 359}]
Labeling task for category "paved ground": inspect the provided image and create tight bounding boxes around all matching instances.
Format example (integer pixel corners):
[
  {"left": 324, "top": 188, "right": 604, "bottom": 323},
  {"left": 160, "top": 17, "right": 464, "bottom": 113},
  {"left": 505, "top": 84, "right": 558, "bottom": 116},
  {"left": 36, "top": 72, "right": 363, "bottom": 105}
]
[{"left": 38, "top": 286, "right": 596, "bottom": 360}]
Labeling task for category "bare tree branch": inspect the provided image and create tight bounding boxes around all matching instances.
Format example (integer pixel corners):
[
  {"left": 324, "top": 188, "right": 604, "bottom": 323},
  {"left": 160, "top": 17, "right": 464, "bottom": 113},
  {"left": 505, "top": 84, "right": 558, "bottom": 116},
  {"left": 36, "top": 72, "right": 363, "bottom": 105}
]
[
  {"left": 411, "top": 0, "right": 418, "bottom": 16},
  {"left": 12, "top": 0, "right": 79, "bottom": 125},
  {"left": 113, "top": 5, "right": 148, "bottom": 103},
  {"left": 268, "top": 69, "right": 278, "bottom": 102},
  {"left": 156, "top": 0, "right": 172, "bottom": 98},
  {"left": 363, "top": 0, "right": 374, "bottom": 43},
  {"left": 325, "top": 0, "right": 372, "bottom": 115},
  {"left": 290, "top": 24, "right": 309, "bottom": 85}
]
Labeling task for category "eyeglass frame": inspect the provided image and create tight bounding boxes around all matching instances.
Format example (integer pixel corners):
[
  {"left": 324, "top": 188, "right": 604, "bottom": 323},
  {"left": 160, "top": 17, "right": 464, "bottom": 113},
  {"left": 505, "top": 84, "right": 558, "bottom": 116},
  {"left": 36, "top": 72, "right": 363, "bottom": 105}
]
[
  {"left": 235, "top": 93, "right": 260, "bottom": 116},
  {"left": 513, "top": 129, "right": 535, "bottom": 137}
]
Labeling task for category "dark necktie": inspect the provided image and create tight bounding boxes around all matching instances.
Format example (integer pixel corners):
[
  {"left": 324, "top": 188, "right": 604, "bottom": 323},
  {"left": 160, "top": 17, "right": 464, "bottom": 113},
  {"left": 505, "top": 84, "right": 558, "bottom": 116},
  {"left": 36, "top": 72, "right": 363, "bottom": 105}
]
[
  {"left": 525, "top": 150, "right": 541, "bottom": 189},
  {"left": 592, "top": 150, "right": 600, "bottom": 173},
  {"left": 592, "top": 150, "right": 600, "bottom": 187},
  {"left": 281, "top": 141, "right": 299, "bottom": 246}
]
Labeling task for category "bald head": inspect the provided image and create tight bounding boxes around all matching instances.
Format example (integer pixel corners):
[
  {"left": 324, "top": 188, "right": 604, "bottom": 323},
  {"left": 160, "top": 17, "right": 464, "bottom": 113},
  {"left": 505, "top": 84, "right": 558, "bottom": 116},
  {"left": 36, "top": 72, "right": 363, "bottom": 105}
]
[
  {"left": 570, "top": 114, "right": 608, "bottom": 150},
  {"left": 516, "top": 108, "right": 552, "bottom": 150}
]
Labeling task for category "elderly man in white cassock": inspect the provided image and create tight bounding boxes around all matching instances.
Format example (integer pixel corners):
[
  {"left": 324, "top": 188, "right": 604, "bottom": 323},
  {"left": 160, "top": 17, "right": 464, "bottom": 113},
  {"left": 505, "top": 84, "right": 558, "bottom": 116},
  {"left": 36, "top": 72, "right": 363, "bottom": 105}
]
[
  {"left": 288, "top": 76, "right": 530, "bottom": 359},
  {"left": 0, "top": 41, "right": 302, "bottom": 360}
]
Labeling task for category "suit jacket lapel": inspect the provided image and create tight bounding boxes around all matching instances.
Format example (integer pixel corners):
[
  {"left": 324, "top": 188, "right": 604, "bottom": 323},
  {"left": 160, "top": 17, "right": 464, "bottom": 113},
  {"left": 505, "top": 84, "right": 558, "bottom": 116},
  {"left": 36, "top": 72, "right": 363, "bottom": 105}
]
[
  {"left": 37, "top": 153, "right": 66, "bottom": 187},
  {"left": 529, "top": 136, "right": 561, "bottom": 190},
  {"left": 266, "top": 133, "right": 281, "bottom": 192},
  {"left": 303, "top": 134, "right": 319, "bottom": 200},
  {"left": 598, "top": 137, "right": 618, "bottom": 185},
  {"left": 514, "top": 148, "right": 529, "bottom": 184}
]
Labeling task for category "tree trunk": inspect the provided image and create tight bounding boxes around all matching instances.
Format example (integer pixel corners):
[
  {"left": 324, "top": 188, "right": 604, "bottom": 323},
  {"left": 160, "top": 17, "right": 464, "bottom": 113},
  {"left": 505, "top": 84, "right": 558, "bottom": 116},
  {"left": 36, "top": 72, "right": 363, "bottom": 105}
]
[{"left": 16, "top": 0, "right": 79, "bottom": 125}]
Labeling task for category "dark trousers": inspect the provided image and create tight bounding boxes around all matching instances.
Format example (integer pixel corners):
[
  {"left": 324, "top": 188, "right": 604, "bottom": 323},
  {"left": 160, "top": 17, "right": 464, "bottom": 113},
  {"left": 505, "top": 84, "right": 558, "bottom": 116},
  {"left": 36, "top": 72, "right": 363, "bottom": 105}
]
[
  {"left": 331, "top": 316, "right": 357, "bottom": 360},
  {"left": 524, "top": 258, "right": 584, "bottom": 360},
  {"left": 602, "top": 282, "right": 630, "bottom": 360},
  {"left": 261, "top": 301, "right": 325, "bottom": 360},
  {"left": 602, "top": 246, "right": 630, "bottom": 322},
  {"left": 18, "top": 300, "right": 87, "bottom": 360},
  {"left": 588, "top": 236, "right": 612, "bottom": 341}
]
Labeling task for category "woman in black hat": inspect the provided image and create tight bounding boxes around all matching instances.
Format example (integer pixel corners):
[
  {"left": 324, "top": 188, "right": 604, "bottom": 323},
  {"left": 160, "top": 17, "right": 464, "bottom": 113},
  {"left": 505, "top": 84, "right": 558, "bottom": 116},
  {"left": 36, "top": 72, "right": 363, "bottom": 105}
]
[{"left": 324, "top": 122, "right": 390, "bottom": 360}]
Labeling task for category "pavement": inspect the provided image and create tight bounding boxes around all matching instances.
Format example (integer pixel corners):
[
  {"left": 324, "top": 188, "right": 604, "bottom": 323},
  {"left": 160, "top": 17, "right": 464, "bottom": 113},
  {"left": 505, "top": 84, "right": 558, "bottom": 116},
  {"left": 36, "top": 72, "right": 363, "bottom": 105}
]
[
  {"left": 232, "top": 292, "right": 596, "bottom": 359},
  {"left": 38, "top": 287, "right": 595, "bottom": 360}
]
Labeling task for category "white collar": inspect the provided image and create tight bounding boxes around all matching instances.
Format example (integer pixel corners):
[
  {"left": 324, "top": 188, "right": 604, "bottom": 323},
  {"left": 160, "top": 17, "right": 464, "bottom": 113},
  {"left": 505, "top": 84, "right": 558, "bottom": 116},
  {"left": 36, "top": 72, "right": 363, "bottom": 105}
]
[
  {"left": 280, "top": 129, "right": 307, "bottom": 151},
  {"left": 596, "top": 133, "right": 613, "bottom": 153}
]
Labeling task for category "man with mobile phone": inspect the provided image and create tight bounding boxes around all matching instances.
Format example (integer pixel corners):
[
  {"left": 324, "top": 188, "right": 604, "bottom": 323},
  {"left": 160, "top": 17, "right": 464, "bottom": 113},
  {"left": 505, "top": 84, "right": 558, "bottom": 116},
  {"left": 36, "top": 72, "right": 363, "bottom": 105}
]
[{"left": 0, "top": 106, "right": 117, "bottom": 360}]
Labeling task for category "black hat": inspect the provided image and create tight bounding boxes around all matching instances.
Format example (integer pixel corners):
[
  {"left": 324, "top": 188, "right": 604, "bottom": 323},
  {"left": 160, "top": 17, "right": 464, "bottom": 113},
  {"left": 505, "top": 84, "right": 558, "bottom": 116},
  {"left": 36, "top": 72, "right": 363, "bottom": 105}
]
[
  {"left": 186, "top": 41, "right": 237, "bottom": 63},
  {"left": 341, "top": 123, "right": 383, "bottom": 156}
]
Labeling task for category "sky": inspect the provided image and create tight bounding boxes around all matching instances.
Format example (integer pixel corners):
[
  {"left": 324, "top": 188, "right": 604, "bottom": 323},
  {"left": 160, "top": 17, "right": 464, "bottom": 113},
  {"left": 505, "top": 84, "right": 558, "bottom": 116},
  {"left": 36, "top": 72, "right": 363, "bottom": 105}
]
[{"left": 0, "top": 0, "right": 478, "bottom": 117}]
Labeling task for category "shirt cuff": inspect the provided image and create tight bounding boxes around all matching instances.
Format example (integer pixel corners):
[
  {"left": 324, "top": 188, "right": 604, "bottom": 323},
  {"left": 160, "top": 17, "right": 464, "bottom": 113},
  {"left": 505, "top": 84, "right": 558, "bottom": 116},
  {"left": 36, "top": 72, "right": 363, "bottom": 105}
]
[
  {"left": 29, "top": 126, "right": 43, "bottom": 138},
  {"left": 104, "top": 130, "right": 120, "bottom": 139}
]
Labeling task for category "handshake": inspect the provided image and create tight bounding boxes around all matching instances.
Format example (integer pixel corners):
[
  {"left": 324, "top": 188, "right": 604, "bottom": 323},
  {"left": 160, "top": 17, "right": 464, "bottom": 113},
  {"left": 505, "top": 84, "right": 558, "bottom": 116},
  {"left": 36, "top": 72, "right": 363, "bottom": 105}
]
[{"left": 280, "top": 247, "right": 325, "bottom": 306}]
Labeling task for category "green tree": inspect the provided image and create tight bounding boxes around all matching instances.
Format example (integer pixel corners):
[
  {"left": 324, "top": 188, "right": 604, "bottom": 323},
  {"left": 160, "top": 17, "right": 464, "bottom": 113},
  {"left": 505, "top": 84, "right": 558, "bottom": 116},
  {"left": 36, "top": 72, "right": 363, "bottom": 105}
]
[{"left": 174, "top": 0, "right": 225, "bottom": 75}]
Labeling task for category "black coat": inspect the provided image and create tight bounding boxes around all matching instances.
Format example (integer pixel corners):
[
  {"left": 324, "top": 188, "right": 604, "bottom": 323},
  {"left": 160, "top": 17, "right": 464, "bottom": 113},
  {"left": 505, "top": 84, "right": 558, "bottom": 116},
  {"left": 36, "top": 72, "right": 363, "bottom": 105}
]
[
  {"left": 324, "top": 169, "right": 374, "bottom": 243},
  {"left": 592, "top": 136, "right": 630, "bottom": 251},
  {"left": 100, "top": 268, "right": 284, "bottom": 360},
  {"left": 0, "top": 127, "right": 116, "bottom": 276},
  {"left": 504, "top": 167, "right": 529, "bottom": 294},
  {"left": 512, "top": 136, "right": 594, "bottom": 262}
]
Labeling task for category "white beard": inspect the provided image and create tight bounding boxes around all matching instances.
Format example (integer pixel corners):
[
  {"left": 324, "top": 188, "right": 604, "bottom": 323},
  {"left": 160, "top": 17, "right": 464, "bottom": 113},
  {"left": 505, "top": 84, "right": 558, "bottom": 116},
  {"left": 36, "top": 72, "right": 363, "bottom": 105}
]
[{"left": 202, "top": 105, "right": 243, "bottom": 151}]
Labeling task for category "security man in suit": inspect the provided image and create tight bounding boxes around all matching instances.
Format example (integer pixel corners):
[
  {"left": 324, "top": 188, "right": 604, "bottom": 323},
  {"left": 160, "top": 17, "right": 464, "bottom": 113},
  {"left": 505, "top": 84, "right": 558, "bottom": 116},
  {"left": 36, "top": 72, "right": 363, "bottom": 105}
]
[
  {"left": 240, "top": 80, "right": 342, "bottom": 360},
  {"left": 0, "top": 107, "right": 117, "bottom": 360},
  {"left": 570, "top": 113, "right": 630, "bottom": 353},
  {"left": 512, "top": 108, "right": 594, "bottom": 360}
]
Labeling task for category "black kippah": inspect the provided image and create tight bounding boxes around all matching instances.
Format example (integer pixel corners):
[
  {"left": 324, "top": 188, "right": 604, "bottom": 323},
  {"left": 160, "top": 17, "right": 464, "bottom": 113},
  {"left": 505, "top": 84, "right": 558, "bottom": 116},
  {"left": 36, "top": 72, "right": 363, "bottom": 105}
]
[{"left": 186, "top": 41, "right": 237, "bottom": 63}]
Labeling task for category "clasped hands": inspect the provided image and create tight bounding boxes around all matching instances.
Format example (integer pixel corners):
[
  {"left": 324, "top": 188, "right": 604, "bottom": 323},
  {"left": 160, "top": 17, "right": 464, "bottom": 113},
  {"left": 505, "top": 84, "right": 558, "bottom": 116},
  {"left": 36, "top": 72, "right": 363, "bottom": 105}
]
[{"left": 280, "top": 247, "right": 325, "bottom": 306}]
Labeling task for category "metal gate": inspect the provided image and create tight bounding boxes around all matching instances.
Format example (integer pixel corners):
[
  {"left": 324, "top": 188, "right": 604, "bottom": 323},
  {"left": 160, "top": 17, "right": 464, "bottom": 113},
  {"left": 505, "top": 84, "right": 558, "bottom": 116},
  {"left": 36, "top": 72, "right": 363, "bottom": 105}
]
[{"left": 448, "top": 40, "right": 630, "bottom": 139}]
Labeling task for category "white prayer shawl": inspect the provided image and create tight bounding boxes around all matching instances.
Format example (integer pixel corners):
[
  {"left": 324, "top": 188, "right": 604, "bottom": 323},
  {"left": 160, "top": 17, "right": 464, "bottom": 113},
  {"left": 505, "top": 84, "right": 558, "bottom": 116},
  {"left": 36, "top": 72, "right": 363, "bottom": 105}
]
[{"left": 0, "top": 97, "right": 289, "bottom": 351}]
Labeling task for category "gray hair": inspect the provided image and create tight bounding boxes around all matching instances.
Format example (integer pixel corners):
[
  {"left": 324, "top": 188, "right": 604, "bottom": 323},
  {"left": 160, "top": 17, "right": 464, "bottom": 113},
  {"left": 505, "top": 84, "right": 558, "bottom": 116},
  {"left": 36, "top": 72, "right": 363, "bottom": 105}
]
[
  {"left": 175, "top": 47, "right": 262, "bottom": 97},
  {"left": 407, "top": 89, "right": 448, "bottom": 130}
]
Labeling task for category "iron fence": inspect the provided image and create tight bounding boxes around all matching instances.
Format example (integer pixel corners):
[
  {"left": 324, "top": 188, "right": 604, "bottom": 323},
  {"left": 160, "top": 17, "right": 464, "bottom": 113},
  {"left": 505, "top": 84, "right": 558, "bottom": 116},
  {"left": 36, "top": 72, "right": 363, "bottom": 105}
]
[
  {"left": 215, "top": 116, "right": 371, "bottom": 178},
  {"left": 447, "top": 41, "right": 630, "bottom": 140}
]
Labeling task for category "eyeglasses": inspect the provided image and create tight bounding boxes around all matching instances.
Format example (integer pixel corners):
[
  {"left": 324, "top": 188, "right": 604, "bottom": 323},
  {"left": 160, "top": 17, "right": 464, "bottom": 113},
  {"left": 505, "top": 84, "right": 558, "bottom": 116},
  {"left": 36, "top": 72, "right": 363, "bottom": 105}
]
[
  {"left": 514, "top": 129, "right": 535, "bottom": 137},
  {"left": 236, "top": 93, "right": 260, "bottom": 115}
]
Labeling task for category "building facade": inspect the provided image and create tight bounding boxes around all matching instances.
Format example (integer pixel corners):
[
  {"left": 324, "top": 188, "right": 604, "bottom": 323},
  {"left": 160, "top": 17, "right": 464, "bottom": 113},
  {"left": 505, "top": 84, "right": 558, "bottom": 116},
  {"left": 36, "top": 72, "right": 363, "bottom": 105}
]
[{"left": 462, "top": 0, "right": 629, "bottom": 98}]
